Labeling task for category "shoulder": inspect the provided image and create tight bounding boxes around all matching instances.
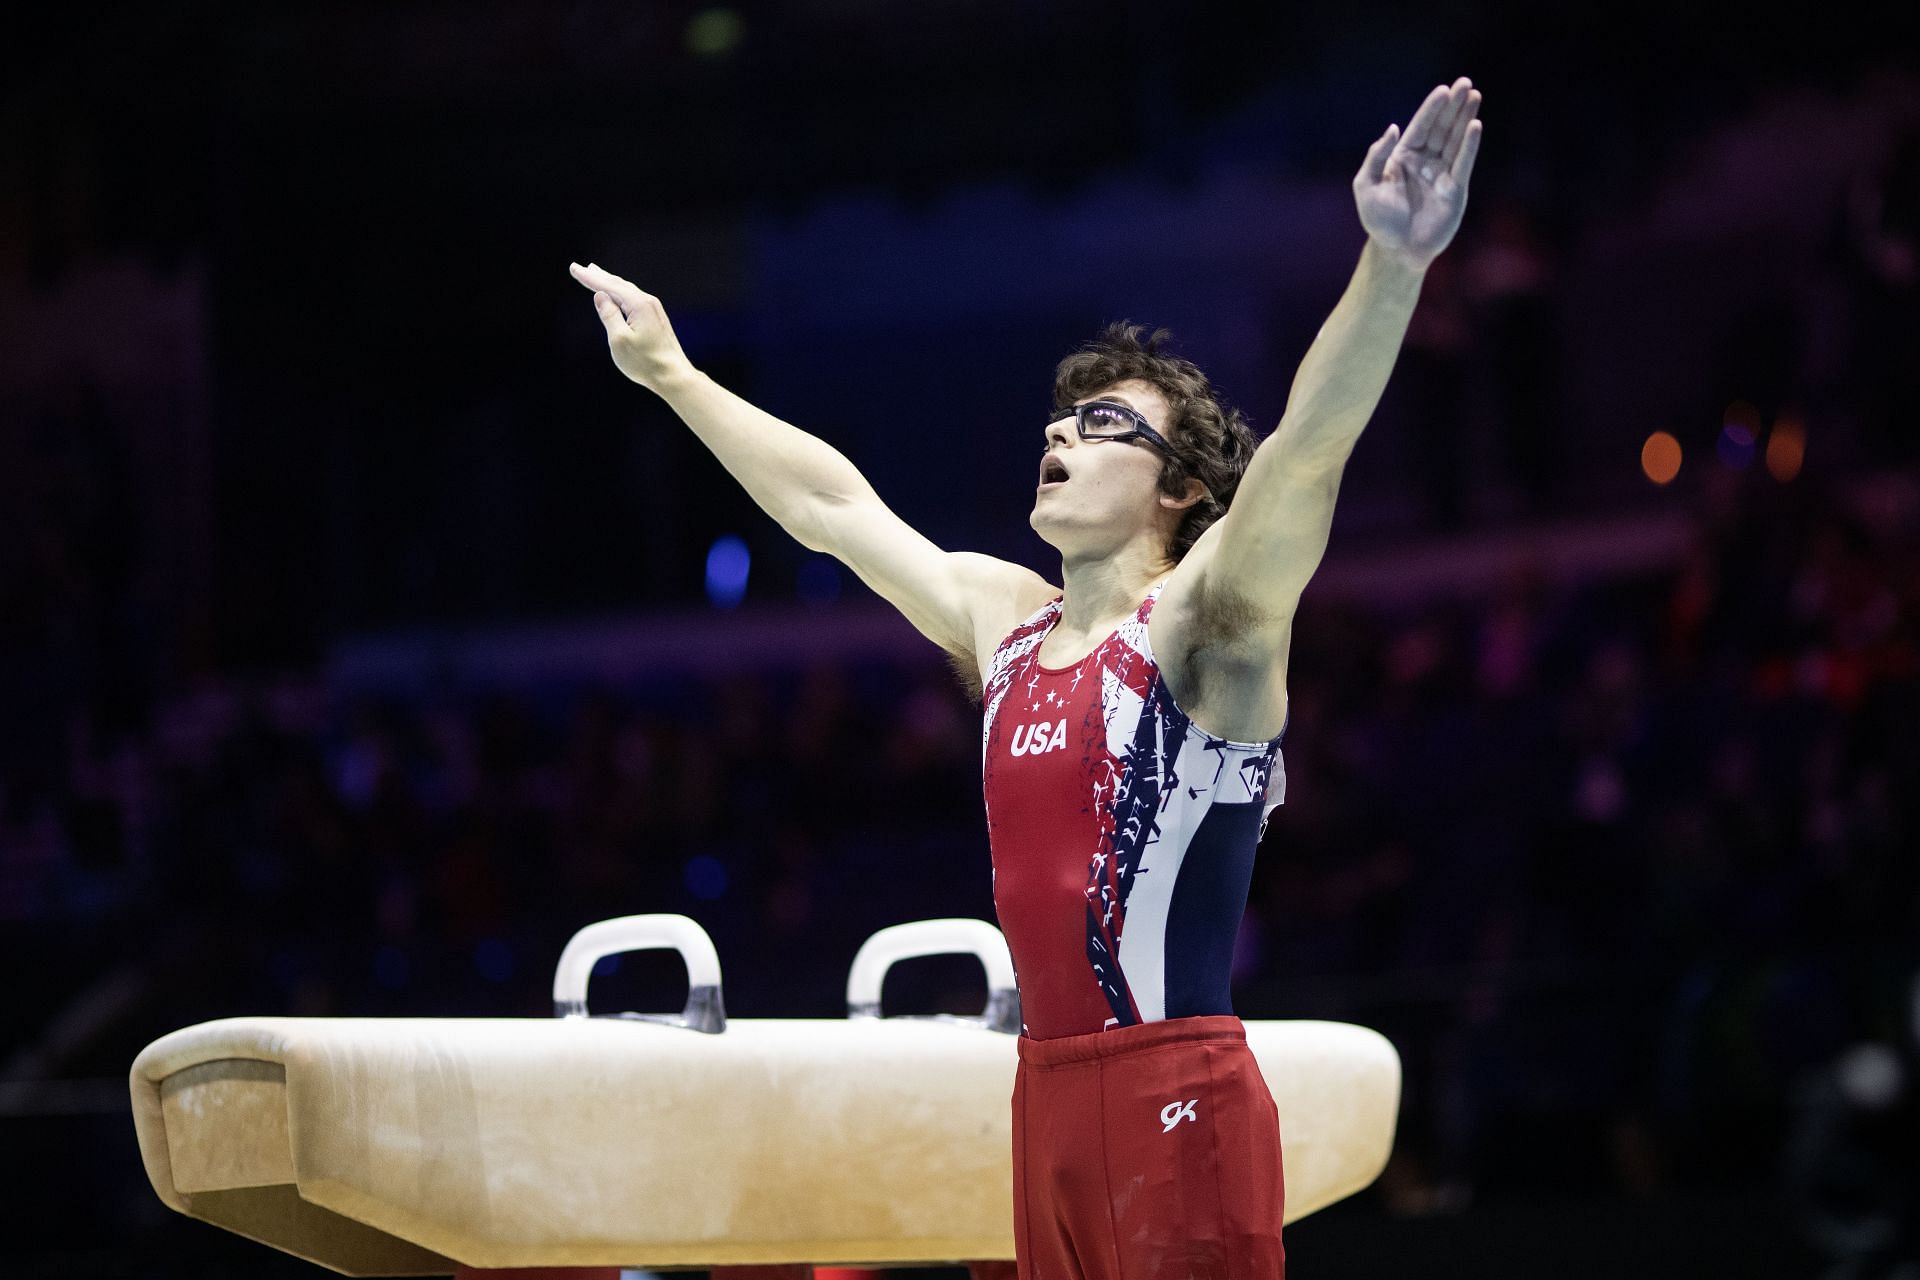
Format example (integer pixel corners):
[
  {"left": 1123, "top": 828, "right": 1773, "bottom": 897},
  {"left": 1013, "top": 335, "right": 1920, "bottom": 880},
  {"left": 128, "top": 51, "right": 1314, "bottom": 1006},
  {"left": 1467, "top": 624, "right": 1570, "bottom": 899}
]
[
  {"left": 951, "top": 554, "right": 1058, "bottom": 635},
  {"left": 947, "top": 553, "right": 1058, "bottom": 679}
]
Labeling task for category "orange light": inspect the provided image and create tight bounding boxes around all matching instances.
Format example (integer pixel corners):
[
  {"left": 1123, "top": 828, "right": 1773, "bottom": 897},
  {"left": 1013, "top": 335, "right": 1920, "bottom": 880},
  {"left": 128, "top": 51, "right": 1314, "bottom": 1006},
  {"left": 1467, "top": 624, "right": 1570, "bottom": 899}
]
[
  {"left": 1641, "top": 431, "right": 1682, "bottom": 485},
  {"left": 1767, "top": 414, "right": 1805, "bottom": 482}
]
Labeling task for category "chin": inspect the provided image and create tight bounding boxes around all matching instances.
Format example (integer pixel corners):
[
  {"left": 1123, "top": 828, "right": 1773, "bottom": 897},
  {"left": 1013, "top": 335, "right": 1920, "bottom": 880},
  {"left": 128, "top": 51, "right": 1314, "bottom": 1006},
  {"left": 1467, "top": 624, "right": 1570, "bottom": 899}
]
[{"left": 1028, "top": 507, "right": 1066, "bottom": 549}]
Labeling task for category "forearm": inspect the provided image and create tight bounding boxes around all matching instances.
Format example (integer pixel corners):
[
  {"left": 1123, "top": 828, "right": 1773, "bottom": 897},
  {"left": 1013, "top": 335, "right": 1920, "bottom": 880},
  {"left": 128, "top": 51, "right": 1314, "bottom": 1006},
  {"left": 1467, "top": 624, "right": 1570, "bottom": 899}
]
[
  {"left": 652, "top": 366, "right": 874, "bottom": 552},
  {"left": 1267, "top": 239, "right": 1427, "bottom": 472}
]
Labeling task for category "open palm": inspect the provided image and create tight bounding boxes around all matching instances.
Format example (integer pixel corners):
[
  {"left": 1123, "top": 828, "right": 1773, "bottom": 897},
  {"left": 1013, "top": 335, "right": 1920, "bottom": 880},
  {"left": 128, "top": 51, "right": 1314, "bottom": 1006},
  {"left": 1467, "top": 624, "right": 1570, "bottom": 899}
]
[{"left": 1355, "top": 78, "right": 1483, "bottom": 267}]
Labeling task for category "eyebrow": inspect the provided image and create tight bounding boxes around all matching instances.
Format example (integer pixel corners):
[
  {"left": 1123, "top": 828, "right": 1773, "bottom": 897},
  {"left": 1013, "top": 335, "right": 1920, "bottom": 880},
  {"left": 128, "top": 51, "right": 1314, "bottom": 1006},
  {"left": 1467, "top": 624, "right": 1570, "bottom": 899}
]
[
  {"left": 1046, "top": 392, "right": 1150, "bottom": 434},
  {"left": 1052, "top": 393, "right": 1142, "bottom": 420}
]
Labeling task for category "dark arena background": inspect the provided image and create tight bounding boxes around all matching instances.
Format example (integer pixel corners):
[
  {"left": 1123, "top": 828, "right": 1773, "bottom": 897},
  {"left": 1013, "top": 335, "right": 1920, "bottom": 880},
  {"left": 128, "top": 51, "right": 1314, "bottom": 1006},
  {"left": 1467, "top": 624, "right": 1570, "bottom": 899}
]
[{"left": 6, "top": 2, "right": 1920, "bottom": 1277}]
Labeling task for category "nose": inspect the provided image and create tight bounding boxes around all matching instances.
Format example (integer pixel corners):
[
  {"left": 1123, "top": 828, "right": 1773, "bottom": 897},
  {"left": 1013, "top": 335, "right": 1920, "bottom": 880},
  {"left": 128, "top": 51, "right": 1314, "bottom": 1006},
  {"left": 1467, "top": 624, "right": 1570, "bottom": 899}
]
[{"left": 1045, "top": 417, "right": 1074, "bottom": 450}]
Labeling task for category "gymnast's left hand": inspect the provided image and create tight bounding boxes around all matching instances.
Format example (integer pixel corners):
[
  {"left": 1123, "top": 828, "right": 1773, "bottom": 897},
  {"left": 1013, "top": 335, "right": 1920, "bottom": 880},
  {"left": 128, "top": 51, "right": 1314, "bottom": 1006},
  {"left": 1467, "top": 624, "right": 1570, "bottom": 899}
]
[{"left": 1354, "top": 77, "right": 1483, "bottom": 269}]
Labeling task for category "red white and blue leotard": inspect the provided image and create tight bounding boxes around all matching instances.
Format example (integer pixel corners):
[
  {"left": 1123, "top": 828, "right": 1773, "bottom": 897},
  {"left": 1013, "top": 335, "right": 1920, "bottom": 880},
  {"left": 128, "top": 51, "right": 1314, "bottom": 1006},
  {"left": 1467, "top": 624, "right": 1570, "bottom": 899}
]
[{"left": 981, "top": 581, "right": 1287, "bottom": 1040}]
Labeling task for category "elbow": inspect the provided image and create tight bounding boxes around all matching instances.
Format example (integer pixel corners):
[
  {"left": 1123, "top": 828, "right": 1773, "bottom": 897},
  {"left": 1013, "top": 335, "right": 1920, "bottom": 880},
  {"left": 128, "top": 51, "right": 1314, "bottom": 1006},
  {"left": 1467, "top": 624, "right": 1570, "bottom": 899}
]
[
  {"left": 789, "top": 483, "right": 873, "bottom": 557},
  {"left": 785, "top": 510, "right": 835, "bottom": 556}
]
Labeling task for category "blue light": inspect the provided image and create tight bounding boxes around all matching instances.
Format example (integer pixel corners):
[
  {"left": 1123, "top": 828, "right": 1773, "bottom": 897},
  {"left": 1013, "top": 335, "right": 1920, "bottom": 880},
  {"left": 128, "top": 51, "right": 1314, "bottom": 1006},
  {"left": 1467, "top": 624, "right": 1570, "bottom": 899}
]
[
  {"left": 705, "top": 536, "right": 750, "bottom": 608},
  {"left": 1717, "top": 423, "right": 1756, "bottom": 470},
  {"left": 593, "top": 954, "right": 622, "bottom": 977},
  {"left": 685, "top": 854, "right": 728, "bottom": 901}
]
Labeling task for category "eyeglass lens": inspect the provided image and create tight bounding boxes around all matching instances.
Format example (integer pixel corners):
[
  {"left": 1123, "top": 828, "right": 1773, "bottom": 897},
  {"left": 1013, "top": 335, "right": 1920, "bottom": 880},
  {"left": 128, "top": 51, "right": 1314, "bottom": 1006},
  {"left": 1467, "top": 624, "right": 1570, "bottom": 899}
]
[{"left": 1077, "top": 403, "right": 1138, "bottom": 438}]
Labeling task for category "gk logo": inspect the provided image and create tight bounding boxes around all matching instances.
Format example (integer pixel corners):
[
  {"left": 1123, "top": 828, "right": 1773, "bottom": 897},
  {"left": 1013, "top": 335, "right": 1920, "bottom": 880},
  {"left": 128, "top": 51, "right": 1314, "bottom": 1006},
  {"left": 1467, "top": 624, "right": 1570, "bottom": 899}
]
[
  {"left": 1010, "top": 718, "right": 1068, "bottom": 757},
  {"left": 1159, "top": 1098, "right": 1199, "bottom": 1133}
]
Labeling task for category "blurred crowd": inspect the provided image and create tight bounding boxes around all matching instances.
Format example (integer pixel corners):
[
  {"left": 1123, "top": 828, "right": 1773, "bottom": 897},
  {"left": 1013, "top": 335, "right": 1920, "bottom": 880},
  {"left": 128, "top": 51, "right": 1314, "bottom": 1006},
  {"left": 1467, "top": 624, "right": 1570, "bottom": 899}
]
[
  {"left": 1254, "top": 470, "right": 1920, "bottom": 1224},
  {"left": 4, "top": 462, "right": 1916, "bottom": 1251}
]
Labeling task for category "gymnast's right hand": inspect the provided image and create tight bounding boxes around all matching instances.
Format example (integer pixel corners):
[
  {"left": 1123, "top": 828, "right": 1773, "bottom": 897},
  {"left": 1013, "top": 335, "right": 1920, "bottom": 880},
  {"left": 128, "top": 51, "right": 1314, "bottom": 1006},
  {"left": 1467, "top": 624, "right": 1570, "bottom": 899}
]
[{"left": 569, "top": 261, "right": 692, "bottom": 392}]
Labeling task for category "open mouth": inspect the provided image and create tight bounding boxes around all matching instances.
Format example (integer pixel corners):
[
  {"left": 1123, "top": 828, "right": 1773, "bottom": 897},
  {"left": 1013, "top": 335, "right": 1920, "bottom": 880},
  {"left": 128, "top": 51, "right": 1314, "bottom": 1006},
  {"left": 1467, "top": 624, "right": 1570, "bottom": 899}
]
[{"left": 1038, "top": 456, "right": 1069, "bottom": 488}]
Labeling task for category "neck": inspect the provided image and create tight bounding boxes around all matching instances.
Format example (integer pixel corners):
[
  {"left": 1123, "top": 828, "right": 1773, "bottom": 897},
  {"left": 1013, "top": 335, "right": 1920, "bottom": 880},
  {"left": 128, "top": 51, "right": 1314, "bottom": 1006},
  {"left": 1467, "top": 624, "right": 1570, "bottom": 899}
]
[{"left": 1055, "top": 535, "right": 1173, "bottom": 635}]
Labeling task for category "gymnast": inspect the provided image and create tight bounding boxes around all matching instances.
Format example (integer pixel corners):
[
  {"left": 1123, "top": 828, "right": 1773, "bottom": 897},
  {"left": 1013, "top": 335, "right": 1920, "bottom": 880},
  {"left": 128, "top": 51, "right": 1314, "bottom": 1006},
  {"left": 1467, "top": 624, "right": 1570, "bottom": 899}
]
[{"left": 569, "top": 76, "right": 1481, "bottom": 1280}]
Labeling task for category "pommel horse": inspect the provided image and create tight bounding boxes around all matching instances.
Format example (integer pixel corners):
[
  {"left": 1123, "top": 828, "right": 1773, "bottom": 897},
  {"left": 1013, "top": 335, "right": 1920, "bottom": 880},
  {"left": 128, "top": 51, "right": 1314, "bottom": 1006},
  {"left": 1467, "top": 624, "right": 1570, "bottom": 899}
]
[{"left": 130, "top": 916, "right": 1400, "bottom": 1276}]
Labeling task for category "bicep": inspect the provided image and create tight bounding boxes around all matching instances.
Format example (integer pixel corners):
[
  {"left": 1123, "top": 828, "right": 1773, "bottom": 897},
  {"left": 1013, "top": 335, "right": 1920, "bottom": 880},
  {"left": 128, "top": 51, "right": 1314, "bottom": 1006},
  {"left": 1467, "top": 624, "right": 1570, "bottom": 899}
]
[
  {"left": 1181, "top": 454, "right": 1345, "bottom": 625},
  {"left": 815, "top": 493, "right": 1055, "bottom": 662}
]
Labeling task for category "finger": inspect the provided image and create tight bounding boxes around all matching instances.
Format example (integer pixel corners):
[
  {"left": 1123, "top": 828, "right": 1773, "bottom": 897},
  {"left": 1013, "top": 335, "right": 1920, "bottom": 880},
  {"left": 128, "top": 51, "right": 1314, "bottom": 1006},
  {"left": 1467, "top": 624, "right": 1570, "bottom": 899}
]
[
  {"left": 572, "top": 261, "right": 617, "bottom": 296},
  {"left": 573, "top": 262, "right": 644, "bottom": 312},
  {"left": 1359, "top": 124, "right": 1398, "bottom": 184},
  {"left": 1423, "top": 77, "right": 1475, "bottom": 159},
  {"left": 1441, "top": 87, "right": 1481, "bottom": 165},
  {"left": 1400, "top": 83, "right": 1451, "bottom": 151},
  {"left": 569, "top": 260, "right": 615, "bottom": 292},
  {"left": 591, "top": 290, "right": 628, "bottom": 336},
  {"left": 573, "top": 261, "right": 626, "bottom": 292},
  {"left": 1428, "top": 83, "right": 1465, "bottom": 151},
  {"left": 1449, "top": 119, "right": 1483, "bottom": 187}
]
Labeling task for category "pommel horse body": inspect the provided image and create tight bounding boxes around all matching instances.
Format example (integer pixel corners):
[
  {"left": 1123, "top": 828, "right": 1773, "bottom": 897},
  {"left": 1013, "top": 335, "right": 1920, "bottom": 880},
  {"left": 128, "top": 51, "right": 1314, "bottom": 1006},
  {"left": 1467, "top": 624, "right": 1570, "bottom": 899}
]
[{"left": 130, "top": 917, "right": 1401, "bottom": 1275}]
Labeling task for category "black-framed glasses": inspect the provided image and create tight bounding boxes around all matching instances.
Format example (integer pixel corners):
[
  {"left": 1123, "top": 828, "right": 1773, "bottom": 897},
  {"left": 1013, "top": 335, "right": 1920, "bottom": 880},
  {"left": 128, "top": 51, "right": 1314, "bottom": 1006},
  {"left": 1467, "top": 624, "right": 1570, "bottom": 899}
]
[{"left": 1048, "top": 399, "right": 1176, "bottom": 455}]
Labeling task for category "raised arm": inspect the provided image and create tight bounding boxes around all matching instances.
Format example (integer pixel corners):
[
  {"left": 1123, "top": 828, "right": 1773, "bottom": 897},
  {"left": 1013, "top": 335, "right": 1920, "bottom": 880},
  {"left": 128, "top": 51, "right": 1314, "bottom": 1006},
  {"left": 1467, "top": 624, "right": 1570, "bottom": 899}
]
[
  {"left": 1176, "top": 79, "right": 1483, "bottom": 626},
  {"left": 568, "top": 262, "right": 1052, "bottom": 674}
]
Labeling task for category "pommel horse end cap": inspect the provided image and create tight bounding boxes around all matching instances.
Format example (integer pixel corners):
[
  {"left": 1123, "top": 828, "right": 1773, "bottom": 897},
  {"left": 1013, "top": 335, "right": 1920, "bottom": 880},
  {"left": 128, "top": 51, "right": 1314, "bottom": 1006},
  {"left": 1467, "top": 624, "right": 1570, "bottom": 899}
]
[{"left": 129, "top": 915, "right": 1402, "bottom": 1275}]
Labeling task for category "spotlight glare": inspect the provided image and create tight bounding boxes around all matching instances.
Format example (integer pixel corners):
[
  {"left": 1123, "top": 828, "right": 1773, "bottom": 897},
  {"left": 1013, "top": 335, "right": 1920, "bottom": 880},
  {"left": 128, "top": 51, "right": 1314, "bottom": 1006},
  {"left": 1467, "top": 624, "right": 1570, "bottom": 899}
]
[
  {"left": 686, "top": 8, "right": 745, "bottom": 57},
  {"left": 705, "top": 535, "right": 750, "bottom": 609},
  {"left": 1717, "top": 423, "right": 1757, "bottom": 469},
  {"left": 1641, "top": 431, "right": 1682, "bottom": 485},
  {"left": 1767, "top": 413, "right": 1806, "bottom": 482}
]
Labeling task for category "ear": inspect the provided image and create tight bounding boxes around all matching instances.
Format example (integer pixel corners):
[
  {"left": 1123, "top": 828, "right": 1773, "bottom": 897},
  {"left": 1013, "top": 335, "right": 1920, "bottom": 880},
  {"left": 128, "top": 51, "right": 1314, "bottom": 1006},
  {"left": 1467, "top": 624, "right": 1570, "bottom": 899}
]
[{"left": 1158, "top": 477, "right": 1209, "bottom": 514}]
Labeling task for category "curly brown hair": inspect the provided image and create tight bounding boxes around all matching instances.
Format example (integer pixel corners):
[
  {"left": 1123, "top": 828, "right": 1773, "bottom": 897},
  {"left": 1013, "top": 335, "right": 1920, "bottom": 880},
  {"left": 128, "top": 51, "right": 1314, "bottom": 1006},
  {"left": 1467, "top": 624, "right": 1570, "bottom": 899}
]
[{"left": 1052, "top": 322, "right": 1261, "bottom": 563}]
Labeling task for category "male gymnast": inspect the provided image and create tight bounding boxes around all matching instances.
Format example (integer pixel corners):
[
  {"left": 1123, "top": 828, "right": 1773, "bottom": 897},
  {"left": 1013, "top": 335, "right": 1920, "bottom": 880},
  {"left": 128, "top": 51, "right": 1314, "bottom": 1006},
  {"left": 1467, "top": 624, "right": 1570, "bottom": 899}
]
[{"left": 570, "top": 76, "right": 1482, "bottom": 1280}]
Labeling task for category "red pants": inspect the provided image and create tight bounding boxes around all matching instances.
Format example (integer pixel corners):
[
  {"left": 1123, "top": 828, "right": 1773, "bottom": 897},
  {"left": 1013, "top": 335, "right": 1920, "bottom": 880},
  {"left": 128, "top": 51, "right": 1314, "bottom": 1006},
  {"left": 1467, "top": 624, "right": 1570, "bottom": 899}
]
[{"left": 1012, "top": 1015, "right": 1286, "bottom": 1280}]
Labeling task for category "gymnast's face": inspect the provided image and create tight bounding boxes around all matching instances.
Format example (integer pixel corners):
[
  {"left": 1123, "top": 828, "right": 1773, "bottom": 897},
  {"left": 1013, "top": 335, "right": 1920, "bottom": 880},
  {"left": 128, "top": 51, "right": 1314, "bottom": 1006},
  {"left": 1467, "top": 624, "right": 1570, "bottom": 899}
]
[{"left": 1030, "top": 380, "right": 1187, "bottom": 559}]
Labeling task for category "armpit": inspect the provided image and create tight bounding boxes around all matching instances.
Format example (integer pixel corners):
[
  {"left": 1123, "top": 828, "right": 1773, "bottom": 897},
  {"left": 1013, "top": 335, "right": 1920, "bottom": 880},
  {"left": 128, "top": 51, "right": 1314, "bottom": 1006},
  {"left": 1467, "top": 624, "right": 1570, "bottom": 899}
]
[
  {"left": 945, "top": 646, "right": 985, "bottom": 705},
  {"left": 1175, "top": 579, "right": 1283, "bottom": 711},
  {"left": 1186, "top": 578, "right": 1275, "bottom": 658}
]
